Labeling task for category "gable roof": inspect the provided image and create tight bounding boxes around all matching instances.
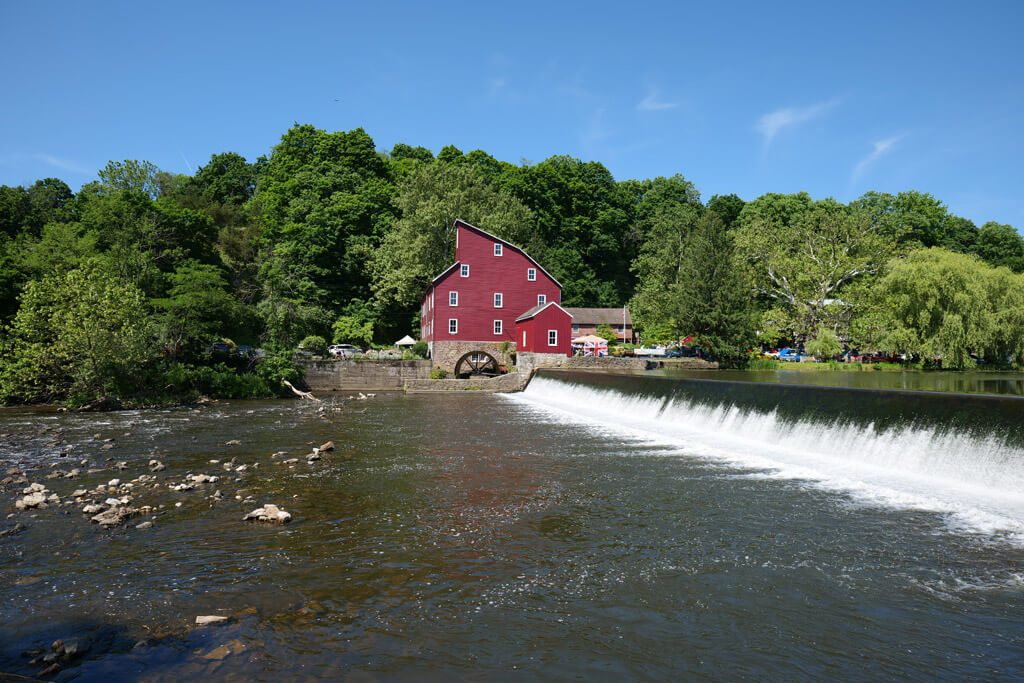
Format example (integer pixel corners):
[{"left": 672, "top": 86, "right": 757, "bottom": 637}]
[
  {"left": 429, "top": 260, "right": 461, "bottom": 286},
  {"left": 515, "top": 301, "right": 572, "bottom": 322},
  {"left": 564, "top": 307, "right": 632, "bottom": 326},
  {"left": 455, "top": 219, "right": 562, "bottom": 288}
]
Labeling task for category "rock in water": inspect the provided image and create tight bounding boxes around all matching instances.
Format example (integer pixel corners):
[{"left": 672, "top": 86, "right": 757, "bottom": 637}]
[
  {"left": 148, "top": 460, "right": 165, "bottom": 472},
  {"left": 195, "top": 615, "right": 228, "bottom": 626},
  {"left": 243, "top": 504, "right": 292, "bottom": 524},
  {"left": 319, "top": 441, "right": 335, "bottom": 452},
  {"left": 91, "top": 506, "right": 137, "bottom": 527}
]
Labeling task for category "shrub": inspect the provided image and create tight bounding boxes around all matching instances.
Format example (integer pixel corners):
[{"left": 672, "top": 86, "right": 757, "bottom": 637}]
[
  {"left": 411, "top": 340, "right": 428, "bottom": 358},
  {"left": 299, "top": 335, "right": 327, "bottom": 357},
  {"left": 430, "top": 368, "right": 448, "bottom": 379}
]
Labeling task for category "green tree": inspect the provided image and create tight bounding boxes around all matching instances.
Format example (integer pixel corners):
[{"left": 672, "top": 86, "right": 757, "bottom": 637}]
[
  {"left": 0, "top": 262, "right": 155, "bottom": 404},
  {"left": 595, "top": 323, "right": 617, "bottom": 341},
  {"left": 854, "top": 248, "right": 1024, "bottom": 367},
  {"left": 707, "top": 193, "right": 746, "bottom": 230},
  {"left": 973, "top": 221, "right": 1024, "bottom": 272},
  {"left": 151, "top": 261, "right": 239, "bottom": 360},
  {"left": 97, "top": 160, "right": 163, "bottom": 199},
  {"left": 734, "top": 198, "right": 899, "bottom": 341},
  {"left": 805, "top": 327, "right": 841, "bottom": 358},
  {"left": 332, "top": 315, "right": 373, "bottom": 346},
  {"left": 675, "top": 213, "right": 756, "bottom": 366},
  {"left": 372, "top": 161, "right": 535, "bottom": 313},
  {"left": 629, "top": 201, "right": 703, "bottom": 338}
]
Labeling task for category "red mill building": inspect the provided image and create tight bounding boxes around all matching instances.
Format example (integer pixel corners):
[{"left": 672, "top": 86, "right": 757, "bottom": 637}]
[{"left": 421, "top": 219, "right": 571, "bottom": 375}]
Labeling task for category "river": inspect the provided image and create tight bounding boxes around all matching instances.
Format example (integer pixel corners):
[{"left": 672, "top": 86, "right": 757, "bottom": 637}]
[{"left": 1, "top": 370, "right": 1023, "bottom": 680}]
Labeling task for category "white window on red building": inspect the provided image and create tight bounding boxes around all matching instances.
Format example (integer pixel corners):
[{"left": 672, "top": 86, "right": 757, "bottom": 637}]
[
  {"left": 449, "top": 319, "right": 458, "bottom": 334},
  {"left": 548, "top": 330, "right": 557, "bottom": 346},
  {"left": 460, "top": 264, "right": 469, "bottom": 277},
  {"left": 538, "top": 294, "right": 546, "bottom": 306},
  {"left": 493, "top": 320, "right": 502, "bottom": 335},
  {"left": 527, "top": 268, "right": 536, "bottom": 281},
  {"left": 449, "top": 291, "right": 458, "bottom": 306},
  {"left": 494, "top": 243, "right": 503, "bottom": 256},
  {"left": 494, "top": 293, "right": 503, "bottom": 308}
]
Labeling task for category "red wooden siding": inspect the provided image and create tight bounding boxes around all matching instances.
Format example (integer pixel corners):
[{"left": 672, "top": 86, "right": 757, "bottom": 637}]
[
  {"left": 422, "top": 220, "right": 561, "bottom": 343},
  {"left": 514, "top": 302, "right": 572, "bottom": 356}
]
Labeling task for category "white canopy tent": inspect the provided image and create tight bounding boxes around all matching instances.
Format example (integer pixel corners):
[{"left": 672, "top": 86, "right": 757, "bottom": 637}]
[{"left": 394, "top": 335, "right": 417, "bottom": 349}]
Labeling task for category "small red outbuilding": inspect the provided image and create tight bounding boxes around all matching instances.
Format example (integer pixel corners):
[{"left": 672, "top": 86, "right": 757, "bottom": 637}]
[{"left": 514, "top": 302, "right": 572, "bottom": 356}]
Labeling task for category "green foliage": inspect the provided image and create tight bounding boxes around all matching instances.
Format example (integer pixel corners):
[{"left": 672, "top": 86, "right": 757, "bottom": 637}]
[
  {"left": 372, "top": 161, "right": 535, "bottom": 311},
  {"left": 974, "top": 221, "right": 1024, "bottom": 272},
  {"left": 805, "top": 327, "right": 841, "bottom": 358},
  {"left": 332, "top": 315, "right": 374, "bottom": 346},
  {"left": 734, "top": 197, "right": 900, "bottom": 341},
  {"left": 429, "top": 367, "right": 448, "bottom": 379},
  {"left": 411, "top": 340, "right": 428, "bottom": 358},
  {"left": 151, "top": 261, "right": 240, "bottom": 360},
  {"left": 855, "top": 248, "right": 1024, "bottom": 368},
  {"left": 673, "top": 213, "right": 757, "bottom": 367},
  {"left": 1, "top": 262, "right": 155, "bottom": 404},
  {"left": 595, "top": 323, "right": 616, "bottom": 341},
  {"left": 299, "top": 335, "right": 327, "bottom": 356}
]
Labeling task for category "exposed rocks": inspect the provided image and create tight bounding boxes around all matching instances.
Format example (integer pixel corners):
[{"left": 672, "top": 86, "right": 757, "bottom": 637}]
[
  {"left": 136, "top": 521, "right": 153, "bottom": 530},
  {"left": 243, "top": 504, "right": 292, "bottom": 524},
  {"left": 91, "top": 505, "right": 138, "bottom": 527},
  {"left": 15, "top": 484, "right": 58, "bottom": 510},
  {"left": 224, "top": 440, "right": 242, "bottom": 446},
  {"left": 319, "top": 440, "right": 335, "bottom": 452},
  {"left": 195, "top": 615, "right": 228, "bottom": 626},
  {"left": 0, "top": 522, "right": 26, "bottom": 537},
  {"left": 148, "top": 459, "right": 165, "bottom": 472}
]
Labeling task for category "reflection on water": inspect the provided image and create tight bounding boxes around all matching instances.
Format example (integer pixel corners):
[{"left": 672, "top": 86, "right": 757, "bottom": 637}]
[
  {"left": 0, "top": 388, "right": 1022, "bottom": 680},
  {"left": 654, "top": 367, "right": 1024, "bottom": 396}
]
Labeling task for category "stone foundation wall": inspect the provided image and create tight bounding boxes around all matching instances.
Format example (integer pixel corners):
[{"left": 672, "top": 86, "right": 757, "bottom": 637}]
[
  {"left": 405, "top": 373, "right": 526, "bottom": 392},
  {"left": 430, "top": 340, "right": 516, "bottom": 373},
  {"left": 516, "top": 352, "right": 657, "bottom": 373},
  {"left": 303, "top": 359, "right": 432, "bottom": 391}
]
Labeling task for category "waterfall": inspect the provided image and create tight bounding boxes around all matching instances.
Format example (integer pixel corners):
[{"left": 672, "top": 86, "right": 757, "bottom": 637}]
[{"left": 513, "top": 373, "right": 1024, "bottom": 543}]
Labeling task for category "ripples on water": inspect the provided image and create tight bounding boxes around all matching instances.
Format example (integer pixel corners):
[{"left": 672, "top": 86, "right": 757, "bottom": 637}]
[{"left": 0, "top": 378, "right": 1022, "bottom": 680}]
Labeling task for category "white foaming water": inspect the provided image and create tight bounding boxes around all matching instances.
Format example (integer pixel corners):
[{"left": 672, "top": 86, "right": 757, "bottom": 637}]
[{"left": 511, "top": 376, "right": 1024, "bottom": 545}]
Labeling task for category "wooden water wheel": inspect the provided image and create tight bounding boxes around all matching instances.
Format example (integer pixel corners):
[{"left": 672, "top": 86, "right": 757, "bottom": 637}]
[{"left": 454, "top": 351, "right": 501, "bottom": 378}]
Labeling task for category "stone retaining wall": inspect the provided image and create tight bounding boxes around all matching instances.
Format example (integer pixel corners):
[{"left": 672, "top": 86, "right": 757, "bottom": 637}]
[
  {"left": 303, "top": 359, "right": 432, "bottom": 392},
  {"left": 405, "top": 373, "right": 527, "bottom": 393}
]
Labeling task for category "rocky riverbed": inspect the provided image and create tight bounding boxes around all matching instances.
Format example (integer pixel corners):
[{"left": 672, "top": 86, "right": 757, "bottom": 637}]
[{"left": 0, "top": 397, "right": 365, "bottom": 680}]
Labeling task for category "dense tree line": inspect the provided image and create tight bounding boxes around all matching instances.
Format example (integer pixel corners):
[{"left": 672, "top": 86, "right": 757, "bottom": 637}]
[{"left": 2, "top": 124, "right": 1023, "bottom": 405}]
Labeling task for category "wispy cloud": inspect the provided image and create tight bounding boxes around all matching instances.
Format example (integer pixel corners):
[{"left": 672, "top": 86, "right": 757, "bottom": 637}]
[
  {"left": 0, "top": 153, "right": 94, "bottom": 175},
  {"left": 637, "top": 89, "right": 678, "bottom": 112},
  {"left": 756, "top": 97, "right": 841, "bottom": 145},
  {"left": 850, "top": 134, "right": 904, "bottom": 186}
]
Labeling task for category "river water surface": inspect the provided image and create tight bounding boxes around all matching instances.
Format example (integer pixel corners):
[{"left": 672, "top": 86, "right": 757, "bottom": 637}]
[{"left": 1, "top": 371, "right": 1023, "bottom": 680}]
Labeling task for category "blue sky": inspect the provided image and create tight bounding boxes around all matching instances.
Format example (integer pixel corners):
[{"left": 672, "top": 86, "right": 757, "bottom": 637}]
[{"left": 2, "top": 1, "right": 1022, "bottom": 227}]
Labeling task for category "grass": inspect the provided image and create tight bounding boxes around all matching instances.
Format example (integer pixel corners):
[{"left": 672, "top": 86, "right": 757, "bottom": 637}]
[{"left": 743, "top": 358, "right": 1024, "bottom": 372}]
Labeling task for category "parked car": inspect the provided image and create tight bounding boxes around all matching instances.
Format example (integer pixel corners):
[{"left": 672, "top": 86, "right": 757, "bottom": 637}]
[
  {"left": 328, "top": 344, "right": 360, "bottom": 359},
  {"left": 237, "top": 345, "right": 255, "bottom": 358},
  {"left": 778, "top": 348, "right": 801, "bottom": 362}
]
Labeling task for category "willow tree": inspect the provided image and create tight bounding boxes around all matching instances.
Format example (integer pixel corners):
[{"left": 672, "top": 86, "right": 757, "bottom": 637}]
[{"left": 854, "top": 248, "right": 1024, "bottom": 367}]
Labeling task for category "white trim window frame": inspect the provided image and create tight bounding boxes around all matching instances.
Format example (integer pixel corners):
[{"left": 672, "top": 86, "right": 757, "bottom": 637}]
[
  {"left": 537, "top": 294, "right": 546, "bottom": 306},
  {"left": 494, "top": 243, "right": 503, "bottom": 256},
  {"left": 449, "top": 318, "right": 458, "bottom": 335},
  {"left": 449, "top": 291, "right": 458, "bottom": 306},
  {"left": 494, "top": 292, "right": 503, "bottom": 308},
  {"left": 527, "top": 268, "right": 536, "bottom": 281},
  {"left": 548, "top": 329, "right": 557, "bottom": 346},
  {"left": 493, "top": 320, "right": 503, "bottom": 335},
  {"left": 460, "top": 264, "right": 469, "bottom": 277}
]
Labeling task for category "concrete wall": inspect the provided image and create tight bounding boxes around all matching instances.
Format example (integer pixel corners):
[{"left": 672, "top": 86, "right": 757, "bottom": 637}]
[{"left": 303, "top": 359, "right": 432, "bottom": 392}]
